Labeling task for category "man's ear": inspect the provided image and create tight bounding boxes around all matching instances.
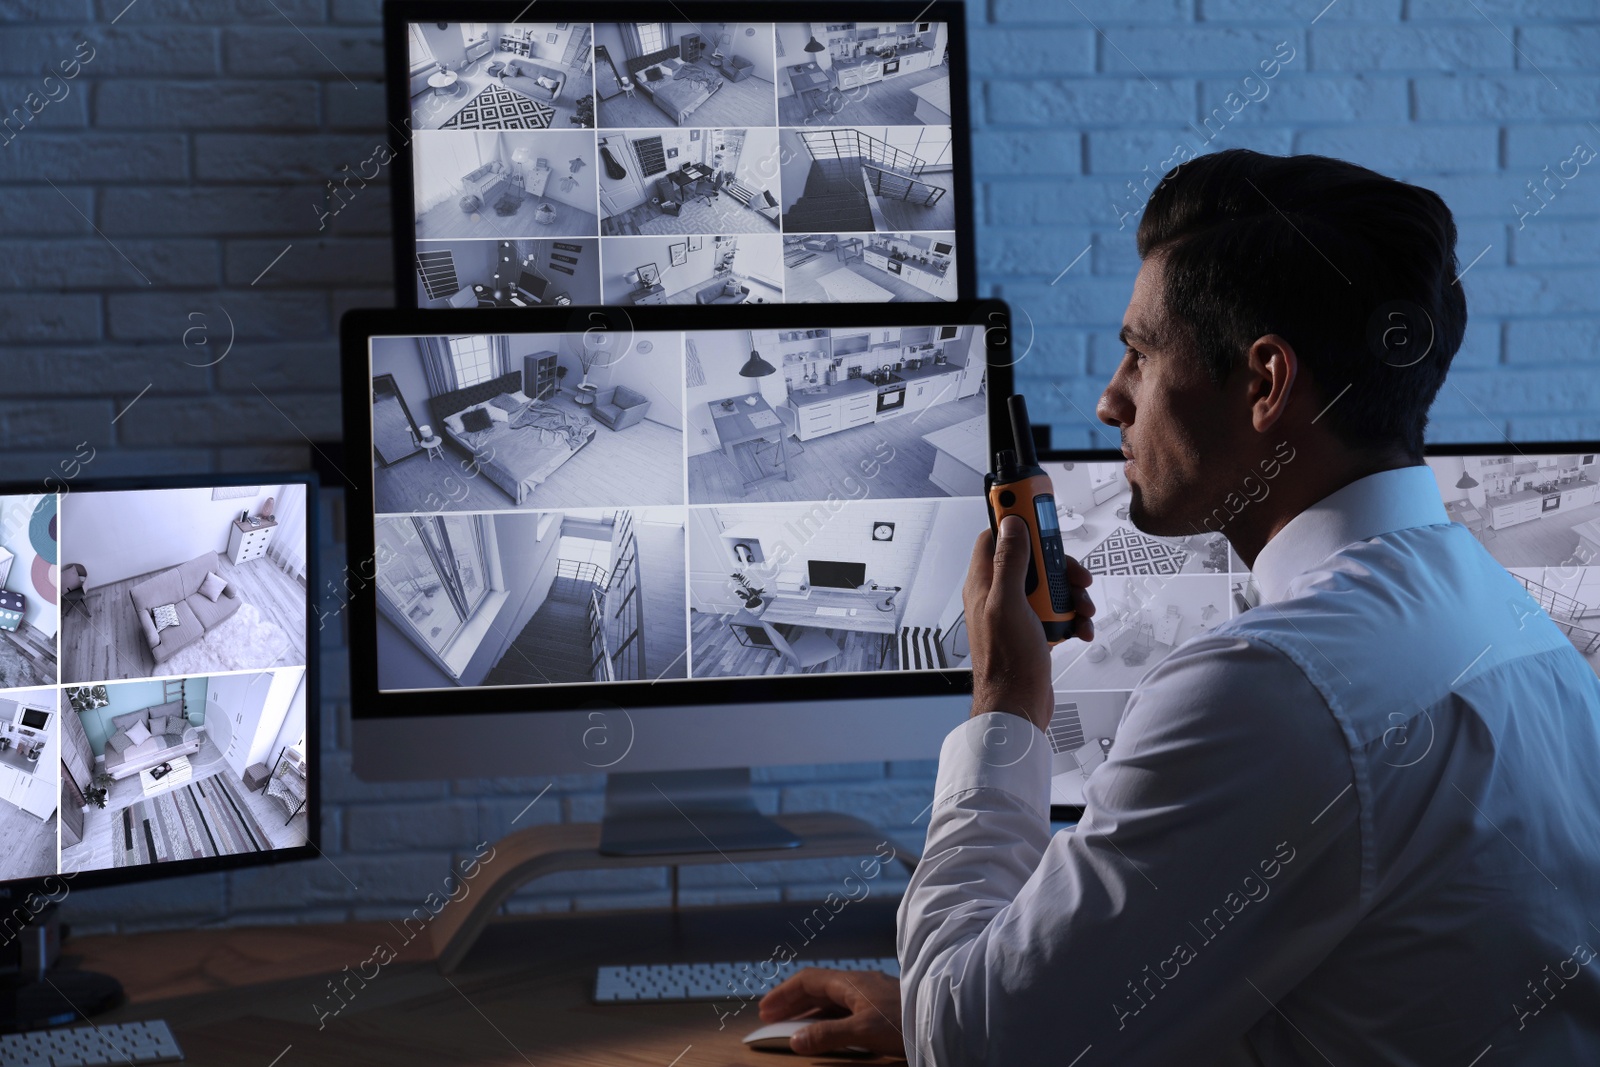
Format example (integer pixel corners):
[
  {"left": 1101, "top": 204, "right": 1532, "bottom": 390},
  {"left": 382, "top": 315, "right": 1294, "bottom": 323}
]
[{"left": 1246, "top": 335, "right": 1297, "bottom": 434}]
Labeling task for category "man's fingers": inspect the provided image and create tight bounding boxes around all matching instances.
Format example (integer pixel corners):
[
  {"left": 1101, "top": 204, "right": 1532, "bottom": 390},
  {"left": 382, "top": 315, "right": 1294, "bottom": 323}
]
[
  {"left": 791, "top": 1017, "right": 865, "bottom": 1055},
  {"left": 1066, "top": 554, "right": 1094, "bottom": 588},
  {"left": 990, "top": 514, "right": 1031, "bottom": 600},
  {"left": 757, "top": 968, "right": 851, "bottom": 1022},
  {"left": 966, "top": 526, "right": 995, "bottom": 593}
]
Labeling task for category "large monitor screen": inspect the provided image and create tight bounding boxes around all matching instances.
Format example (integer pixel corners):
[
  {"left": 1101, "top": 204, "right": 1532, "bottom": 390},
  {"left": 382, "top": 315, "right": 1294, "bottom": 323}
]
[
  {"left": 0, "top": 478, "right": 318, "bottom": 891},
  {"left": 341, "top": 302, "right": 1012, "bottom": 714},
  {"left": 1042, "top": 446, "right": 1600, "bottom": 810},
  {"left": 386, "top": 3, "right": 973, "bottom": 310}
]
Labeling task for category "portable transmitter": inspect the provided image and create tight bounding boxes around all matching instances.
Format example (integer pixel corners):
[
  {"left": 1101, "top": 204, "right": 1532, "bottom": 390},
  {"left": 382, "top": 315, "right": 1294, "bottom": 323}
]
[{"left": 985, "top": 394, "right": 1076, "bottom": 645}]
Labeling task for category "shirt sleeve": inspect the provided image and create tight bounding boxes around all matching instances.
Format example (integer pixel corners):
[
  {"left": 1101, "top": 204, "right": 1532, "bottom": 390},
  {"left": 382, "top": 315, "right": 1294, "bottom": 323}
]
[{"left": 896, "top": 633, "right": 1364, "bottom": 1066}]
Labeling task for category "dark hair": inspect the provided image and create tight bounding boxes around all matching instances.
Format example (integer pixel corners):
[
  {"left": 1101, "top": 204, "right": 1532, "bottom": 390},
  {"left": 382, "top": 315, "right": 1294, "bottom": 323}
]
[{"left": 1136, "top": 149, "right": 1466, "bottom": 459}]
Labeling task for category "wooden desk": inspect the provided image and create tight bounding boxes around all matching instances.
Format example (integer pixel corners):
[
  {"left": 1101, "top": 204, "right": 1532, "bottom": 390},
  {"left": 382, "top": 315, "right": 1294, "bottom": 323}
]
[
  {"left": 71, "top": 899, "right": 904, "bottom": 1065},
  {"left": 708, "top": 395, "right": 792, "bottom": 491}
]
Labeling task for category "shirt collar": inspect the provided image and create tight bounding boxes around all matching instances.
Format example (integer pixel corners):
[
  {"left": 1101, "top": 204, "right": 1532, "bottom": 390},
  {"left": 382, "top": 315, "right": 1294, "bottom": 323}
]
[{"left": 1249, "top": 464, "right": 1449, "bottom": 605}]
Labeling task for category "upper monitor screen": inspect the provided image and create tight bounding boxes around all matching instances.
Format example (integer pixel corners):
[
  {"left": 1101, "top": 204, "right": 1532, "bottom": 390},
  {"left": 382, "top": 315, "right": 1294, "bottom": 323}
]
[
  {"left": 0, "top": 483, "right": 314, "bottom": 889},
  {"left": 362, "top": 322, "right": 991, "bottom": 692},
  {"left": 1043, "top": 450, "right": 1600, "bottom": 808},
  {"left": 400, "top": 13, "right": 967, "bottom": 308}
]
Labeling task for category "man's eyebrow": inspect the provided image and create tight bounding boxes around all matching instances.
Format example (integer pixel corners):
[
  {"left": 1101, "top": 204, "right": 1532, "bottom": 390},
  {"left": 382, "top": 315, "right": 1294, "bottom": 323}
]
[{"left": 1119, "top": 324, "right": 1157, "bottom": 347}]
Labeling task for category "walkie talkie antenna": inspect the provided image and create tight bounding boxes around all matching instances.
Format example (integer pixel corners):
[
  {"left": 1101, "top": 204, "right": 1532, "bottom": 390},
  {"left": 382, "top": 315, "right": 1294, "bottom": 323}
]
[{"left": 1008, "top": 394, "right": 1037, "bottom": 468}]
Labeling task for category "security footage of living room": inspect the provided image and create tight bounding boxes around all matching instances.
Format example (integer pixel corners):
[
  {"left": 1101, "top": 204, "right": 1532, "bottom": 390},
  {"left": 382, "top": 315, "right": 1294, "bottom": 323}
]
[
  {"left": 59, "top": 669, "right": 309, "bottom": 874},
  {"left": 684, "top": 325, "right": 986, "bottom": 506},
  {"left": 601, "top": 233, "right": 782, "bottom": 305},
  {"left": 687, "top": 497, "right": 985, "bottom": 678},
  {"left": 370, "top": 332, "right": 685, "bottom": 514},
  {"left": 407, "top": 22, "right": 596, "bottom": 133},
  {"left": 415, "top": 238, "right": 602, "bottom": 308},
  {"left": 0, "top": 686, "right": 58, "bottom": 883},
  {"left": 374, "top": 507, "right": 687, "bottom": 690},
  {"left": 58, "top": 485, "right": 309, "bottom": 685}
]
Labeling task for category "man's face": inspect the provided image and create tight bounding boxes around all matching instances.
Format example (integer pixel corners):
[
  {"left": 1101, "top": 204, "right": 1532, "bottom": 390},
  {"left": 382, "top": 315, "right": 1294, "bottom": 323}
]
[{"left": 1095, "top": 254, "right": 1232, "bottom": 537}]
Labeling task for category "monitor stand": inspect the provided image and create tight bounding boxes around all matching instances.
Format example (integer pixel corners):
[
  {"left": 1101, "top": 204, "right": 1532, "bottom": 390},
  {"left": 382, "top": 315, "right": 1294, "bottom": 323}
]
[
  {"left": 597, "top": 768, "right": 801, "bottom": 855},
  {"left": 0, "top": 903, "right": 124, "bottom": 1033},
  {"left": 424, "top": 769, "right": 917, "bottom": 974}
]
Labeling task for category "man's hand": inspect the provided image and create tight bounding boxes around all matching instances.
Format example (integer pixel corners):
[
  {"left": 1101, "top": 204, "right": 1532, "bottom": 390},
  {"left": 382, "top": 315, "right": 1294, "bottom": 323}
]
[
  {"left": 757, "top": 967, "right": 906, "bottom": 1058},
  {"left": 965, "top": 514, "right": 1096, "bottom": 731}
]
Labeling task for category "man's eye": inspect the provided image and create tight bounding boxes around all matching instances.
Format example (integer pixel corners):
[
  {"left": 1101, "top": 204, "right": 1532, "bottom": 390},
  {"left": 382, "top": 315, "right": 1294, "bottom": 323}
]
[{"left": 1126, "top": 347, "right": 1145, "bottom": 364}]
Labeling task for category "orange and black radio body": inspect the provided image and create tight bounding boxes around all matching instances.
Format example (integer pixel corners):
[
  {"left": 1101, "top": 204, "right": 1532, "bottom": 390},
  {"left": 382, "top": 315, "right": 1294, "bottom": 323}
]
[{"left": 985, "top": 394, "right": 1076, "bottom": 645}]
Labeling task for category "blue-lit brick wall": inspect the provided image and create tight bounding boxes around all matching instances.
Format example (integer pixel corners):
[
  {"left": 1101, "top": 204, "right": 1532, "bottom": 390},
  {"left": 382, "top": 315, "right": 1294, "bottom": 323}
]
[
  {"left": 974, "top": 0, "right": 1600, "bottom": 446},
  {"left": 0, "top": 0, "right": 1592, "bottom": 931}
]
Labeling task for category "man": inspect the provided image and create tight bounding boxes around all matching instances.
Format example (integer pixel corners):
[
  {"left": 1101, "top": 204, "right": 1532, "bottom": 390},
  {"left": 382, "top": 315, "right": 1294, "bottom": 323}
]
[{"left": 758, "top": 150, "right": 1600, "bottom": 1062}]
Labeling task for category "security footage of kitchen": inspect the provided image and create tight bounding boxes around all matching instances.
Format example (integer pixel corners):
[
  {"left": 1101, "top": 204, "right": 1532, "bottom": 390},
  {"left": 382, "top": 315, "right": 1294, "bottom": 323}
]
[{"left": 685, "top": 324, "right": 986, "bottom": 506}]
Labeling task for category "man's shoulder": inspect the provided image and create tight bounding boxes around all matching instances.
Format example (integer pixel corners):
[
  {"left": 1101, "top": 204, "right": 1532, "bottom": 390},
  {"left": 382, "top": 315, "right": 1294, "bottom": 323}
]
[{"left": 1194, "top": 525, "right": 1578, "bottom": 738}]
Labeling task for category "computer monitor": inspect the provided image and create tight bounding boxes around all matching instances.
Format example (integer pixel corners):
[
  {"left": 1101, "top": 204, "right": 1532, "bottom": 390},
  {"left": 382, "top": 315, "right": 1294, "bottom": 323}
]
[
  {"left": 516, "top": 269, "right": 549, "bottom": 301},
  {"left": 808, "top": 560, "right": 866, "bottom": 590},
  {"left": 0, "top": 474, "right": 319, "bottom": 1027},
  {"left": 385, "top": 2, "right": 974, "bottom": 310},
  {"left": 341, "top": 301, "right": 1011, "bottom": 846},
  {"left": 1037, "top": 442, "right": 1600, "bottom": 818}
]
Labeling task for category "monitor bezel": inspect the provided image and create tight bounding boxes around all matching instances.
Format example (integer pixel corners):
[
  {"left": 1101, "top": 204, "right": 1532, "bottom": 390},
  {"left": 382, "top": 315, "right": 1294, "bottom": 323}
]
[
  {"left": 1040, "top": 439, "right": 1600, "bottom": 823},
  {"left": 382, "top": 0, "right": 977, "bottom": 309},
  {"left": 0, "top": 471, "right": 322, "bottom": 899},
  {"left": 340, "top": 298, "right": 1015, "bottom": 720}
]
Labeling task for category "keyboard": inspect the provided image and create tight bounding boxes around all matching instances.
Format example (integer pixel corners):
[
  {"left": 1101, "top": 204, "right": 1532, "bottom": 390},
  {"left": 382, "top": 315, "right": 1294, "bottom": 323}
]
[
  {"left": 0, "top": 1019, "right": 183, "bottom": 1064},
  {"left": 594, "top": 957, "right": 900, "bottom": 1003},
  {"left": 814, "top": 606, "right": 851, "bottom": 616}
]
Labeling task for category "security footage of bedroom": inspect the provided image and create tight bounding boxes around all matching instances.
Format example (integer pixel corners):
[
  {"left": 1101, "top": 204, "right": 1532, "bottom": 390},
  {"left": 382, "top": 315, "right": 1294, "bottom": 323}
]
[
  {"left": 403, "top": 18, "right": 965, "bottom": 307},
  {"left": 363, "top": 323, "right": 992, "bottom": 692}
]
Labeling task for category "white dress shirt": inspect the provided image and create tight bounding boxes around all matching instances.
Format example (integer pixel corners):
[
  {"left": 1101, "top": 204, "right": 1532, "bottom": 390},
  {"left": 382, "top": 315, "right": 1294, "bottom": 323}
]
[{"left": 898, "top": 465, "right": 1600, "bottom": 1065}]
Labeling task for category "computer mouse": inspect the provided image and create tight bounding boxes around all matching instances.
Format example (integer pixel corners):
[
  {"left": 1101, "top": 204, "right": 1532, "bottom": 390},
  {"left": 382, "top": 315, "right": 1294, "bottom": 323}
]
[
  {"left": 743, "top": 1020, "right": 811, "bottom": 1051},
  {"left": 741, "top": 1020, "right": 869, "bottom": 1055}
]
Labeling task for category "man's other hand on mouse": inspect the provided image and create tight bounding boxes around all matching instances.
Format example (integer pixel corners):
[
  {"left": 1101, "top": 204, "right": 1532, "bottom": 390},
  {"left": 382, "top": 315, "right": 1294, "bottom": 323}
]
[{"left": 757, "top": 967, "right": 905, "bottom": 1057}]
